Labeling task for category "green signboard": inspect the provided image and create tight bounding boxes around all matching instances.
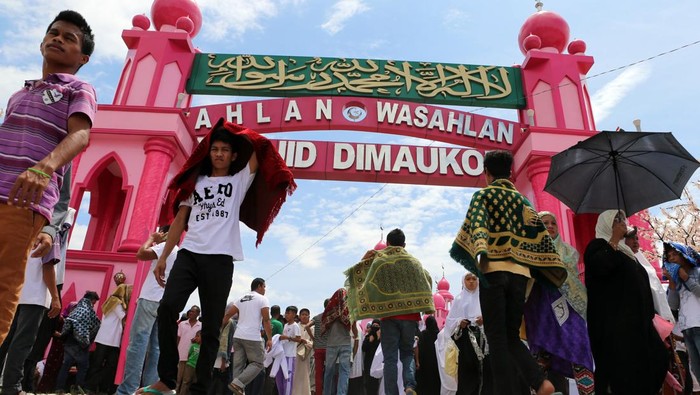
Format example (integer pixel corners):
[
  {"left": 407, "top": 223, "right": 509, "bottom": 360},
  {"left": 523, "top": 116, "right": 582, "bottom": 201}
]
[{"left": 186, "top": 53, "right": 526, "bottom": 109}]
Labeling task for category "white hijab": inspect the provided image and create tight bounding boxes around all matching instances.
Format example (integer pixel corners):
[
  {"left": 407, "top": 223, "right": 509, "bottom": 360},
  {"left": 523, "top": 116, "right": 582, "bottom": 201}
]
[
  {"left": 635, "top": 251, "right": 675, "bottom": 322},
  {"left": 444, "top": 272, "right": 481, "bottom": 336},
  {"left": 594, "top": 210, "right": 636, "bottom": 260}
]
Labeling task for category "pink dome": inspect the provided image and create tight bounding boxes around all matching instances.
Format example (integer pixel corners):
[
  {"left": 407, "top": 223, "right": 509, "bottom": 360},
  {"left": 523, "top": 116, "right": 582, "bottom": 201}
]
[
  {"left": 373, "top": 241, "right": 387, "bottom": 250},
  {"left": 522, "top": 34, "right": 542, "bottom": 52},
  {"left": 437, "top": 276, "right": 450, "bottom": 291},
  {"left": 567, "top": 39, "right": 587, "bottom": 54},
  {"left": 518, "top": 10, "right": 570, "bottom": 55},
  {"left": 433, "top": 293, "right": 446, "bottom": 310},
  {"left": 132, "top": 14, "right": 151, "bottom": 30},
  {"left": 151, "top": 0, "right": 202, "bottom": 37},
  {"left": 176, "top": 16, "right": 195, "bottom": 34}
]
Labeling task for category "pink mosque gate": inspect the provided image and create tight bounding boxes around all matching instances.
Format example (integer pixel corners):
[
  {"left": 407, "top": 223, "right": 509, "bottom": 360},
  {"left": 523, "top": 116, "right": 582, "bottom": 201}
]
[{"left": 57, "top": 0, "right": 657, "bottom": 385}]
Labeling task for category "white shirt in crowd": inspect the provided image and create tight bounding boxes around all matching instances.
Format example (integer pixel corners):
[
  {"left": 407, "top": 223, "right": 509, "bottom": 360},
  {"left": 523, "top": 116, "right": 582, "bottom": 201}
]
[
  {"left": 139, "top": 242, "right": 178, "bottom": 302},
  {"left": 282, "top": 322, "right": 301, "bottom": 357},
  {"left": 177, "top": 320, "right": 202, "bottom": 361},
  {"left": 233, "top": 290, "right": 270, "bottom": 341}
]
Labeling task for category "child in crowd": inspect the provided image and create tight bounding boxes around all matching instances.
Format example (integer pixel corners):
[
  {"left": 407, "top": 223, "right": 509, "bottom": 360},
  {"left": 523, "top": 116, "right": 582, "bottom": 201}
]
[
  {"left": 278, "top": 306, "right": 302, "bottom": 395},
  {"left": 180, "top": 331, "right": 202, "bottom": 395}
]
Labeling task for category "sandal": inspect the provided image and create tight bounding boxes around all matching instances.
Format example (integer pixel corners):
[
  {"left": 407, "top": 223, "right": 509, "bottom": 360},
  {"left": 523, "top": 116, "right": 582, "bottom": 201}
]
[
  {"left": 227, "top": 382, "right": 244, "bottom": 395},
  {"left": 134, "top": 386, "right": 176, "bottom": 395}
]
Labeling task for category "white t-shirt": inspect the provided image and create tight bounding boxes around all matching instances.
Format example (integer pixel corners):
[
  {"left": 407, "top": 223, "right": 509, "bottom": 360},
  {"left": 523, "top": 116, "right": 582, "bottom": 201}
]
[
  {"left": 139, "top": 243, "right": 179, "bottom": 302},
  {"left": 677, "top": 268, "right": 700, "bottom": 331},
  {"left": 19, "top": 255, "right": 51, "bottom": 308},
  {"left": 233, "top": 291, "right": 270, "bottom": 341},
  {"left": 177, "top": 320, "right": 203, "bottom": 361},
  {"left": 282, "top": 322, "right": 301, "bottom": 357},
  {"left": 95, "top": 304, "right": 126, "bottom": 347},
  {"left": 180, "top": 166, "right": 255, "bottom": 259}
]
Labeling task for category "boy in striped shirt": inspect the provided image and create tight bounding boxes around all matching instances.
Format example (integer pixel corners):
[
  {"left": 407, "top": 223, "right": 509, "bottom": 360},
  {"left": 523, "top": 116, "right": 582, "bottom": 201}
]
[{"left": 0, "top": 9, "right": 96, "bottom": 345}]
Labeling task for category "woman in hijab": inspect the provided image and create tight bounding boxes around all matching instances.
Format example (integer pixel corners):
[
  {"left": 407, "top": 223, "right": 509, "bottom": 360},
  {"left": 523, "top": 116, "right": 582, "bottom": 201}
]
[
  {"left": 584, "top": 209, "right": 667, "bottom": 394},
  {"left": 437, "top": 271, "right": 490, "bottom": 395},
  {"left": 416, "top": 315, "right": 441, "bottom": 395},
  {"left": 523, "top": 211, "right": 594, "bottom": 395},
  {"left": 362, "top": 319, "right": 382, "bottom": 395}
]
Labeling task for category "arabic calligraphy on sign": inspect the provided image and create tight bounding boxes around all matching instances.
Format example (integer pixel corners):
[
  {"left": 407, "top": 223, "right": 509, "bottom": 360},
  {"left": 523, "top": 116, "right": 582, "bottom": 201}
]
[{"left": 187, "top": 54, "right": 525, "bottom": 109}]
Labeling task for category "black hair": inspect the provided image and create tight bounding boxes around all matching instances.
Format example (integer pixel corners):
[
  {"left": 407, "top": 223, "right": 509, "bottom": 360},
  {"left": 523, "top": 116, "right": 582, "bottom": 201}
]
[
  {"left": 47, "top": 10, "right": 95, "bottom": 56},
  {"left": 159, "top": 224, "right": 171, "bottom": 233},
  {"left": 251, "top": 278, "right": 265, "bottom": 291},
  {"left": 386, "top": 228, "right": 406, "bottom": 247},
  {"left": 323, "top": 298, "right": 330, "bottom": 308},
  {"left": 84, "top": 290, "right": 99, "bottom": 301},
  {"left": 271, "top": 305, "right": 281, "bottom": 315},
  {"left": 483, "top": 150, "right": 513, "bottom": 179},
  {"left": 285, "top": 305, "right": 298, "bottom": 314},
  {"left": 299, "top": 308, "right": 310, "bottom": 315},
  {"left": 201, "top": 127, "right": 237, "bottom": 176}
]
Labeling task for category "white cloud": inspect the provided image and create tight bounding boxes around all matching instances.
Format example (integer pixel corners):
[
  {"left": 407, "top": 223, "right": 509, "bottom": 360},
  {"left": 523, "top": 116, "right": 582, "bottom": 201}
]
[
  {"left": 443, "top": 9, "right": 471, "bottom": 31},
  {"left": 590, "top": 64, "right": 652, "bottom": 123},
  {"left": 68, "top": 223, "right": 88, "bottom": 250},
  {"left": 0, "top": 66, "right": 41, "bottom": 116},
  {"left": 321, "top": 0, "right": 369, "bottom": 35},
  {"left": 198, "top": 0, "right": 279, "bottom": 41}
]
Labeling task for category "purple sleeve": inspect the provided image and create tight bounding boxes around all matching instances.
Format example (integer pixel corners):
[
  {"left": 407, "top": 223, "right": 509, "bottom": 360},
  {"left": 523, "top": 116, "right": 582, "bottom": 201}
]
[
  {"left": 41, "top": 239, "right": 61, "bottom": 265},
  {"left": 68, "top": 82, "right": 97, "bottom": 126}
]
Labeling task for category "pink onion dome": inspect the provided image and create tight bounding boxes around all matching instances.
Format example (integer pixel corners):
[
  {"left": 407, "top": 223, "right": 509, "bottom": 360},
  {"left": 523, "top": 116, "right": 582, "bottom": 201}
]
[
  {"left": 373, "top": 241, "right": 387, "bottom": 250},
  {"left": 176, "top": 16, "right": 195, "bottom": 34},
  {"left": 437, "top": 276, "right": 450, "bottom": 291},
  {"left": 567, "top": 39, "right": 587, "bottom": 55},
  {"left": 132, "top": 14, "right": 151, "bottom": 30},
  {"left": 518, "top": 10, "right": 570, "bottom": 55},
  {"left": 151, "top": 0, "right": 202, "bottom": 37},
  {"left": 433, "top": 293, "right": 446, "bottom": 311},
  {"left": 522, "top": 34, "right": 542, "bottom": 52}
]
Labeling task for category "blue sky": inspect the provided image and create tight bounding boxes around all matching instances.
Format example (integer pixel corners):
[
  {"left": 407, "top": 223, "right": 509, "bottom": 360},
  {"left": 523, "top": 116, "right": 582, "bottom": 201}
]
[{"left": 1, "top": 0, "right": 699, "bottom": 315}]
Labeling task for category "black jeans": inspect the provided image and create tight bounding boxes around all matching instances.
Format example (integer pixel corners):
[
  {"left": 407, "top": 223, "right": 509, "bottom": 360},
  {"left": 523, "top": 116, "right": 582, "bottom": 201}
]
[
  {"left": 480, "top": 271, "right": 545, "bottom": 394},
  {"left": 157, "top": 249, "right": 234, "bottom": 394}
]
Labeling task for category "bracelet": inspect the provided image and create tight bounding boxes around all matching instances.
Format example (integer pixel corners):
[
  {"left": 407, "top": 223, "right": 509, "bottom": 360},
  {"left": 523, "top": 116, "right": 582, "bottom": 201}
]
[{"left": 28, "top": 168, "right": 51, "bottom": 179}]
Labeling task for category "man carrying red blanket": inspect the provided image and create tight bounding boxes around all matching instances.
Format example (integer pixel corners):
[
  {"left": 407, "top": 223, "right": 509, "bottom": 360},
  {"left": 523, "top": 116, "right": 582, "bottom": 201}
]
[{"left": 138, "top": 119, "right": 296, "bottom": 395}]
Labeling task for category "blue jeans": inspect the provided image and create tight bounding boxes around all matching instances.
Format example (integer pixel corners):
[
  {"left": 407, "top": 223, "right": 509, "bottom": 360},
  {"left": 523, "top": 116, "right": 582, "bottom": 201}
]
[
  {"left": 380, "top": 319, "right": 418, "bottom": 394},
  {"left": 56, "top": 340, "right": 90, "bottom": 390},
  {"left": 116, "top": 298, "right": 160, "bottom": 395},
  {"left": 324, "top": 344, "right": 351, "bottom": 395},
  {"left": 684, "top": 327, "right": 700, "bottom": 382}
]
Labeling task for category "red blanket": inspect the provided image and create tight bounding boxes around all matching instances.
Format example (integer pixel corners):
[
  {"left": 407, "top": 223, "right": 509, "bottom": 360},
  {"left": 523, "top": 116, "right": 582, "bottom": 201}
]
[
  {"left": 321, "top": 288, "right": 351, "bottom": 334},
  {"left": 158, "top": 119, "right": 296, "bottom": 246}
]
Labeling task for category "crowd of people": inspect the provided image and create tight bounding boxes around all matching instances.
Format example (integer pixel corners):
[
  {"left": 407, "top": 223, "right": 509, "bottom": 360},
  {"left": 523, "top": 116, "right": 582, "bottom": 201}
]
[{"left": 1, "top": 8, "right": 700, "bottom": 395}]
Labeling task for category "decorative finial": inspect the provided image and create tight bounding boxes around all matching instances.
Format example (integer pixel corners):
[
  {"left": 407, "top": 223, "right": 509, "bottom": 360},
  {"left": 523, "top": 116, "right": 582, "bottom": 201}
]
[
  {"left": 442, "top": 263, "right": 445, "bottom": 277},
  {"left": 535, "top": 1, "right": 544, "bottom": 11},
  {"left": 632, "top": 119, "right": 642, "bottom": 132}
]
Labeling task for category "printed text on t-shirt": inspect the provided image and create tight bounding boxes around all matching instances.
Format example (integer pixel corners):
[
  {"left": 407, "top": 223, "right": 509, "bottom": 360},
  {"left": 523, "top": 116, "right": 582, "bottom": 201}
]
[{"left": 193, "top": 182, "right": 233, "bottom": 222}]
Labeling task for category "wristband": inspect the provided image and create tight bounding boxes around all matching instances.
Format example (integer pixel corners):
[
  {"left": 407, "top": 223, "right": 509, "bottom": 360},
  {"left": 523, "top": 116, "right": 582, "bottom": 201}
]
[{"left": 28, "top": 168, "right": 51, "bottom": 178}]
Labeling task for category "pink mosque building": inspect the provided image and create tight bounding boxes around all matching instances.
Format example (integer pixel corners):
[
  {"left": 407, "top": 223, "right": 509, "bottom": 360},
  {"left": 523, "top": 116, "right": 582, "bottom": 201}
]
[{"left": 55, "top": 0, "right": 661, "bottom": 384}]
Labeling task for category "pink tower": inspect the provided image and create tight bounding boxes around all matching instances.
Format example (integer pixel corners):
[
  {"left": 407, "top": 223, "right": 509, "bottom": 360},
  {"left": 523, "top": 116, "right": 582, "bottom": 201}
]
[
  {"left": 65, "top": 0, "right": 203, "bottom": 382},
  {"left": 511, "top": 2, "right": 599, "bottom": 280},
  {"left": 432, "top": 276, "right": 454, "bottom": 329}
]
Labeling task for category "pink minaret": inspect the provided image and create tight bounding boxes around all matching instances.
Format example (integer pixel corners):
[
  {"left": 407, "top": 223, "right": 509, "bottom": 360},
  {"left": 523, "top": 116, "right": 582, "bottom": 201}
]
[
  {"left": 511, "top": 2, "right": 599, "bottom": 277},
  {"left": 433, "top": 275, "right": 454, "bottom": 329},
  {"left": 67, "top": 0, "right": 205, "bottom": 383}
]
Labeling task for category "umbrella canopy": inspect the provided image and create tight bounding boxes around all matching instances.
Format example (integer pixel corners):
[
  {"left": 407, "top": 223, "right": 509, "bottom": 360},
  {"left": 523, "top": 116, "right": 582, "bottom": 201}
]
[{"left": 544, "top": 131, "right": 699, "bottom": 215}]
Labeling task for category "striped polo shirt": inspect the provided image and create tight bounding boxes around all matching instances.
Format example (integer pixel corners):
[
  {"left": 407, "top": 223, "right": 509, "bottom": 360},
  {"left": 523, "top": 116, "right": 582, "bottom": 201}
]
[{"left": 0, "top": 73, "right": 96, "bottom": 220}]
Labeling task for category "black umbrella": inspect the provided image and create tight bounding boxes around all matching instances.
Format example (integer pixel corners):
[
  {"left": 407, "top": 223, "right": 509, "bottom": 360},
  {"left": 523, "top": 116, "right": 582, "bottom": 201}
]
[{"left": 544, "top": 131, "right": 700, "bottom": 215}]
